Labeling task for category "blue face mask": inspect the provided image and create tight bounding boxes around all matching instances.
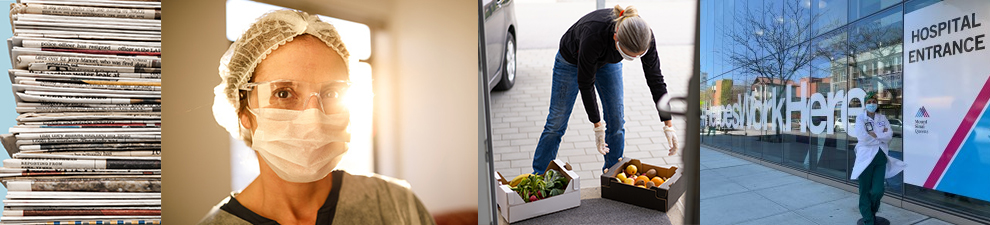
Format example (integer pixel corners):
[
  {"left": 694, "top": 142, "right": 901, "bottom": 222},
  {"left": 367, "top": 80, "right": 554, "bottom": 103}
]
[{"left": 866, "top": 103, "right": 878, "bottom": 113}]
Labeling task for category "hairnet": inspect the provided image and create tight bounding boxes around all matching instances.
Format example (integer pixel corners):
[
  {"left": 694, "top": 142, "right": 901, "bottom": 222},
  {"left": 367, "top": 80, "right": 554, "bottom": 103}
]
[
  {"left": 866, "top": 91, "right": 877, "bottom": 101},
  {"left": 213, "top": 9, "right": 350, "bottom": 145}
]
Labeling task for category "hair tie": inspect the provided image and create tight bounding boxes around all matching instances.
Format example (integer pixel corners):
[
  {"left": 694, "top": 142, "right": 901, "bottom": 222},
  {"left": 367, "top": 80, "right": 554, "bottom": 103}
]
[{"left": 620, "top": 10, "right": 625, "bottom": 17}]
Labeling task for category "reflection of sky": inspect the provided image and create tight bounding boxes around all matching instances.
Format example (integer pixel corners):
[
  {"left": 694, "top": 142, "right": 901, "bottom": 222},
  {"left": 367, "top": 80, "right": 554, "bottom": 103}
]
[
  {"left": 700, "top": 0, "right": 905, "bottom": 104},
  {"left": 698, "top": 0, "right": 907, "bottom": 132},
  {"left": 700, "top": 0, "right": 901, "bottom": 85}
]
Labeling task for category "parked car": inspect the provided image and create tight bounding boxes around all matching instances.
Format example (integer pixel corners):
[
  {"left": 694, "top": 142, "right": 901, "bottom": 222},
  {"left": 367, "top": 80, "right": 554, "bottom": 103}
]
[
  {"left": 835, "top": 117, "right": 855, "bottom": 133},
  {"left": 889, "top": 119, "right": 903, "bottom": 137},
  {"left": 483, "top": 0, "right": 517, "bottom": 91}
]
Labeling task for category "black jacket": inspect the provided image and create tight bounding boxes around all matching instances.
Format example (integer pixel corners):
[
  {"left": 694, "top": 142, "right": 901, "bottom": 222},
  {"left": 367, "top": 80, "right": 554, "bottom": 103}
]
[{"left": 558, "top": 9, "right": 671, "bottom": 123}]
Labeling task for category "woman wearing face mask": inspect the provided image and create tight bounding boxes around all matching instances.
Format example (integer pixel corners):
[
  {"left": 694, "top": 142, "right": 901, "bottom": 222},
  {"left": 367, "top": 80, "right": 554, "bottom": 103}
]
[
  {"left": 850, "top": 92, "right": 906, "bottom": 225},
  {"left": 199, "top": 10, "right": 434, "bottom": 225},
  {"left": 531, "top": 5, "right": 678, "bottom": 175}
]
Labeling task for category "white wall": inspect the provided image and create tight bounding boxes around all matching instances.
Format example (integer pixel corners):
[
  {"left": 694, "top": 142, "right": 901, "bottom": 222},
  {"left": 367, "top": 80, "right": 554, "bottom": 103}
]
[
  {"left": 383, "top": 0, "right": 480, "bottom": 213},
  {"left": 161, "top": 1, "right": 231, "bottom": 224}
]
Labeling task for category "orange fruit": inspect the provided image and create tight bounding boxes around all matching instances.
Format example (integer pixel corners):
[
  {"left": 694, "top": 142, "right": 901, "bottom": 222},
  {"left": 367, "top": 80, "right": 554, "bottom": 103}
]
[
  {"left": 625, "top": 165, "right": 637, "bottom": 176},
  {"left": 651, "top": 177, "right": 664, "bottom": 185},
  {"left": 636, "top": 175, "right": 649, "bottom": 184}
]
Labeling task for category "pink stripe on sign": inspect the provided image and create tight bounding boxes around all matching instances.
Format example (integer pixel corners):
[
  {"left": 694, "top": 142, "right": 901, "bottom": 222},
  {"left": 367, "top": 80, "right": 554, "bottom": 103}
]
[{"left": 924, "top": 76, "right": 990, "bottom": 189}]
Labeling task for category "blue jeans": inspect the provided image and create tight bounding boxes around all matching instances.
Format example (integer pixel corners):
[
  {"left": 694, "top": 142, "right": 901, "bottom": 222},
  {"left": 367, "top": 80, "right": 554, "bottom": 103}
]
[{"left": 532, "top": 52, "right": 625, "bottom": 174}]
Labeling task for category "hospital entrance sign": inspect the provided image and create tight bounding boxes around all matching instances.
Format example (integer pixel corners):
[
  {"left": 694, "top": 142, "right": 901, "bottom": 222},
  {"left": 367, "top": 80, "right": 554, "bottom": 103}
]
[{"left": 903, "top": 0, "right": 990, "bottom": 202}]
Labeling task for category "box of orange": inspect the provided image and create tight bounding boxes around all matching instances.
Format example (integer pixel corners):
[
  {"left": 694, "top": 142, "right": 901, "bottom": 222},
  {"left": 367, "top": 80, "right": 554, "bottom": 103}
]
[
  {"left": 494, "top": 159, "right": 580, "bottom": 223},
  {"left": 600, "top": 157, "right": 684, "bottom": 211}
]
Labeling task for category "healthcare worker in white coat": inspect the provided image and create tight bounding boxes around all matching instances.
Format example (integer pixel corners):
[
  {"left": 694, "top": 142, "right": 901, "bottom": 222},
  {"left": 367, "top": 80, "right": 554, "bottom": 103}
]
[{"left": 850, "top": 92, "right": 906, "bottom": 225}]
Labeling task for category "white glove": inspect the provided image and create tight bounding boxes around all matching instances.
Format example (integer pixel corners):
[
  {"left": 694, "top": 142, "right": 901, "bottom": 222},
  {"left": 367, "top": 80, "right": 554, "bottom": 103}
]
[
  {"left": 664, "top": 126, "right": 678, "bottom": 156},
  {"left": 594, "top": 122, "right": 609, "bottom": 155}
]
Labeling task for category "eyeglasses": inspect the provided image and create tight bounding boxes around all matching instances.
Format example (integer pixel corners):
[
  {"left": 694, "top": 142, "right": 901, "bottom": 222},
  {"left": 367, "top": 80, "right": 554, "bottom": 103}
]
[{"left": 240, "top": 79, "right": 351, "bottom": 114}]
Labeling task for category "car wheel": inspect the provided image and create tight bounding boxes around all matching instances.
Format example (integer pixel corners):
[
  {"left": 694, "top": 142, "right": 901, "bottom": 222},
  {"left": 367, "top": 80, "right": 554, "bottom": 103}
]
[{"left": 493, "top": 32, "right": 516, "bottom": 91}]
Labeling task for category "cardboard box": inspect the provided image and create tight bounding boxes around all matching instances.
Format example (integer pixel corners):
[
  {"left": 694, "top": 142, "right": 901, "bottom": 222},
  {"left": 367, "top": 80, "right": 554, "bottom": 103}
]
[
  {"left": 600, "top": 158, "right": 684, "bottom": 211},
  {"left": 494, "top": 159, "right": 580, "bottom": 223}
]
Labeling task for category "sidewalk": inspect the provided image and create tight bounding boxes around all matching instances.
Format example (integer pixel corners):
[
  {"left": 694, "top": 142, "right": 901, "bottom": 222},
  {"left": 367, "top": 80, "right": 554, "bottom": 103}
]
[{"left": 700, "top": 146, "right": 952, "bottom": 225}]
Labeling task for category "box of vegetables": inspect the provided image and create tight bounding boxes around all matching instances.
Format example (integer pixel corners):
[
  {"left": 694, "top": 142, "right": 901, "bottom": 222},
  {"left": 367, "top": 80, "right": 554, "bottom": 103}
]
[
  {"left": 600, "top": 157, "right": 684, "bottom": 211},
  {"left": 494, "top": 159, "right": 580, "bottom": 223}
]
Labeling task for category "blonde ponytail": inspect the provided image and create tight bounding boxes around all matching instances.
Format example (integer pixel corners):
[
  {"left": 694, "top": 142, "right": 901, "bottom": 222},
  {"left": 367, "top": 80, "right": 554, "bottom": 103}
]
[
  {"left": 612, "top": 5, "right": 651, "bottom": 54},
  {"left": 612, "top": 5, "right": 639, "bottom": 23}
]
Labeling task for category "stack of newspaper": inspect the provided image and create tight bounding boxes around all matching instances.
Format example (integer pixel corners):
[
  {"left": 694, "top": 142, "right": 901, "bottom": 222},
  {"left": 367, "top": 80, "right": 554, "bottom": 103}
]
[{"left": 0, "top": 0, "right": 161, "bottom": 224}]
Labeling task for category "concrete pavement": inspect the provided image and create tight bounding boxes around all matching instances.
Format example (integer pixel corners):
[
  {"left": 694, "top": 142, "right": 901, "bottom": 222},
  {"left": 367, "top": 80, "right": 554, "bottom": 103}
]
[{"left": 700, "top": 145, "right": 952, "bottom": 225}]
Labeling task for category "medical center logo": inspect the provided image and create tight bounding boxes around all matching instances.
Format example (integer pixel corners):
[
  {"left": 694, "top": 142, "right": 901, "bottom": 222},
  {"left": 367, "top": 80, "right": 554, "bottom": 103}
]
[
  {"left": 916, "top": 106, "right": 931, "bottom": 118},
  {"left": 915, "top": 106, "right": 930, "bottom": 134}
]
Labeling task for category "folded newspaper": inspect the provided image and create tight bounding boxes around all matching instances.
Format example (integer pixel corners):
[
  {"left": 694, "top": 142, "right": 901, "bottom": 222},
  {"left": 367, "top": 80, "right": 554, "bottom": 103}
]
[{"left": 1, "top": 1, "right": 161, "bottom": 223}]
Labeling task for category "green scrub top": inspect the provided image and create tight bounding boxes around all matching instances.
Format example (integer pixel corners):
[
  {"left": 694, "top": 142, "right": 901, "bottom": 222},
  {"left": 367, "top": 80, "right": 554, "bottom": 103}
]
[{"left": 198, "top": 170, "right": 436, "bottom": 225}]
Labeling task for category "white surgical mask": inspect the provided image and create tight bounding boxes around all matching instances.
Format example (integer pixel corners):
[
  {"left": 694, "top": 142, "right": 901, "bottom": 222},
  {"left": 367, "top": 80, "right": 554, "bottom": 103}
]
[
  {"left": 251, "top": 108, "right": 350, "bottom": 183},
  {"left": 616, "top": 41, "right": 642, "bottom": 61},
  {"left": 866, "top": 103, "right": 878, "bottom": 113}
]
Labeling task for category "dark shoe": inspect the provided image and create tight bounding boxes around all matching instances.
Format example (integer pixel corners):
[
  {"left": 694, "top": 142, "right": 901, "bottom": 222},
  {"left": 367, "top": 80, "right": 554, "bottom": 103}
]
[
  {"left": 857, "top": 216, "right": 889, "bottom": 225},
  {"left": 875, "top": 216, "right": 889, "bottom": 225}
]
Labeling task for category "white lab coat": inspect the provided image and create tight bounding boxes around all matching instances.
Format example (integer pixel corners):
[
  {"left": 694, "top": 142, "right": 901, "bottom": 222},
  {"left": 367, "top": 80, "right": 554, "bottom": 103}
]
[{"left": 850, "top": 110, "right": 907, "bottom": 180}]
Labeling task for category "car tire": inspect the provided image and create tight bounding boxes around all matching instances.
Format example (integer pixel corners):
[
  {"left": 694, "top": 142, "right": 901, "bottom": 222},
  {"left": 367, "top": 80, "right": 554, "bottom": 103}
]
[{"left": 493, "top": 32, "right": 516, "bottom": 91}]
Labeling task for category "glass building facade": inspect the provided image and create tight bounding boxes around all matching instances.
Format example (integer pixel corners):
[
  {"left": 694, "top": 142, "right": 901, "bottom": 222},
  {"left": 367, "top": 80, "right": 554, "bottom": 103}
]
[{"left": 700, "top": 0, "right": 990, "bottom": 221}]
